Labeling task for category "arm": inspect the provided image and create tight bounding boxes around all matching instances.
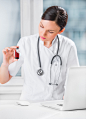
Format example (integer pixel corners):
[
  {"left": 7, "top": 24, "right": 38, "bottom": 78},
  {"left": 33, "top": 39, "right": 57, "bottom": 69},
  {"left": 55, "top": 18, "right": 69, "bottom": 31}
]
[
  {"left": 0, "top": 64, "right": 12, "bottom": 84},
  {"left": 0, "top": 46, "right": 18, "bottom": 84},
  {"left": 66, "top": 44, "right": 79, "bottom": 68}
]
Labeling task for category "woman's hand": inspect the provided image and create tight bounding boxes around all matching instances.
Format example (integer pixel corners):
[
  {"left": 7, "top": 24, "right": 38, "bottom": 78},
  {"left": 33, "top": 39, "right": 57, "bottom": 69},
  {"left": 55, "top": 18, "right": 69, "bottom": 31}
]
[{"left": 2, "top": 46, "right": 19, "bottom": 66}]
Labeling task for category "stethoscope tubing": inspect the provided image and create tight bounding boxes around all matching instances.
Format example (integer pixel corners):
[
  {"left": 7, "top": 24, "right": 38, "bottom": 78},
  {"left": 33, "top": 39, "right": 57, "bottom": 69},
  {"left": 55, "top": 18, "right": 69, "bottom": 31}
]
[{"left": 37, "top": 35, "right": 62, "bottom": 85}]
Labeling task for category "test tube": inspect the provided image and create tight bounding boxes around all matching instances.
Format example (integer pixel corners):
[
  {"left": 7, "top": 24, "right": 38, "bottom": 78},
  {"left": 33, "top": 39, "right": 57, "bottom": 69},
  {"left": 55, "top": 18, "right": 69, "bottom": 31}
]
[{"left": 15, "top": 47, "right": 19, "bottom": 59}]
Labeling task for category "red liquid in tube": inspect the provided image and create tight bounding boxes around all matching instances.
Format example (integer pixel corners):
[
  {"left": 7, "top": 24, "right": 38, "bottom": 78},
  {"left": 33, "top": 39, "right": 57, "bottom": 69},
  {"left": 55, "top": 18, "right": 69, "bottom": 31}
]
[{"left": 15, "top": 47, "right": 19, "bottom": 59}]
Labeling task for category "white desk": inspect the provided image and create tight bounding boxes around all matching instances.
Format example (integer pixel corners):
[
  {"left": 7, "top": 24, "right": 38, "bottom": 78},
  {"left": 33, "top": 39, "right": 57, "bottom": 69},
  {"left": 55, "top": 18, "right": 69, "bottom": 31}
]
[{"left": 0, "top": 100, "right": 86, "bottom": 119}]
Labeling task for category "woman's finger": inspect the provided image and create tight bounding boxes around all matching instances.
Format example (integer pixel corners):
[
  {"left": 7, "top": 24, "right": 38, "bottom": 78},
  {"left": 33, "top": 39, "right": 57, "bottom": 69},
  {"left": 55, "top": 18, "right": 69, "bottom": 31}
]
[
  {"left": 10, "top": 46, "right": 19, "bottom": 50},
  {"left": 4, "top": 47, "right": 11, "bottom": 51},
  {"left": 2, "top": 46, "right": 19, "bottom": 58},
  {"left": 3, "top": 46, "right": 19, "bottom": 52},
  {"left": 2, "top": 49, "right": 7, "bottom": 54}
]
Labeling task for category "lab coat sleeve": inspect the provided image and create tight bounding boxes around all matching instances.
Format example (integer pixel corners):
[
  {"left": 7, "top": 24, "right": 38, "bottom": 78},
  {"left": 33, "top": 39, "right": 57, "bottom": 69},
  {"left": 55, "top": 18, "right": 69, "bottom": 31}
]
[
  {"left": 66, "top": 43, "right": 79, "bottom": 68},
  {"left": 8, "top": 37, "right": 25, "bottom": 77},
  {"left": 64, "top": 43, "right": 79, "bottom": 90}
]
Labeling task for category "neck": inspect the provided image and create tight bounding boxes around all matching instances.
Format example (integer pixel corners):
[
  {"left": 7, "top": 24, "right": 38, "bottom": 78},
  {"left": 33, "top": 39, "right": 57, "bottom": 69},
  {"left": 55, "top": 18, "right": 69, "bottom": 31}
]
[{"left": 44, "top": 41, "right": 52, "bottom": 48}]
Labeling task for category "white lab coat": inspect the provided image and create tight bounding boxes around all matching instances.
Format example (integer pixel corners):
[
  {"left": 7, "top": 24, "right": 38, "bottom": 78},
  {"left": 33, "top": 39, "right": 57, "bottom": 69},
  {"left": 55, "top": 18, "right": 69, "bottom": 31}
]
[{"left": 8, "top": 34, "right": 79, "bottom": 102}]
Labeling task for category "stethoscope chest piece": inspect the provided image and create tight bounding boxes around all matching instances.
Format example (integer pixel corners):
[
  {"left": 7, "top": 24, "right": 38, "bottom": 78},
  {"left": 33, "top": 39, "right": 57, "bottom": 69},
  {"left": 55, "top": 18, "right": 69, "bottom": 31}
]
[{"left": 37, "top": 69, "right": 44, "bottom": 76}]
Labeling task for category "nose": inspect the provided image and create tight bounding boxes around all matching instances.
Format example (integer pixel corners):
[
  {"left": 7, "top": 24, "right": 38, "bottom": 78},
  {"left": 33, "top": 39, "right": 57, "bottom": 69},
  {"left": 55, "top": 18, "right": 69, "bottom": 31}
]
[{"left": 42, "top": 30, "right": 47, "bottom": 37}]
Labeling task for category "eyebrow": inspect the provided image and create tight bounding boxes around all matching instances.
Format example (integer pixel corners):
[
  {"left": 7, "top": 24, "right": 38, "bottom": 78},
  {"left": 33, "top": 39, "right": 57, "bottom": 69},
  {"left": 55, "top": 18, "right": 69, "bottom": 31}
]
[{"left": 40, "top": 22, "right": 55, "bottom": 31}]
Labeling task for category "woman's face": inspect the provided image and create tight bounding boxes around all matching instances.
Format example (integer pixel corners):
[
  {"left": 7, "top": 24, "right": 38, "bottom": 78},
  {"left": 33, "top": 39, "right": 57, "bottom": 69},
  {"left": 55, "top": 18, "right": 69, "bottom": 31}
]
[{"left": 39, "top": 19, "right": 61, "bottom": 42}]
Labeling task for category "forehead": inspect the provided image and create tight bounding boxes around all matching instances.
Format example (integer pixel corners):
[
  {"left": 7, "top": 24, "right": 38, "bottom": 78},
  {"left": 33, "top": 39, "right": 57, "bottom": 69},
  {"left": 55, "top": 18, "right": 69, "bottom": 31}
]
[{"left": 40, "top": 20, "right": 60, "bottom": 31}]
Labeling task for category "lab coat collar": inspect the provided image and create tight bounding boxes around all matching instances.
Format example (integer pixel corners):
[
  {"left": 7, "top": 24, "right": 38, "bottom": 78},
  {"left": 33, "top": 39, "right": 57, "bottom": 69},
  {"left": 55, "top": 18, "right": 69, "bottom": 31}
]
[{"left": 39, "top": 35, "right": 59, "bottom": 54}]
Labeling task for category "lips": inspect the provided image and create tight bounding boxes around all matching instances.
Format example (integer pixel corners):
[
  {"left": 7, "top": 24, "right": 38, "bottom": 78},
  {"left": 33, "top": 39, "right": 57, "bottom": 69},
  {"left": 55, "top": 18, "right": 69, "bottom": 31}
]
[{"left": 40, "top": 36, "right": 46, "bottom": 39}]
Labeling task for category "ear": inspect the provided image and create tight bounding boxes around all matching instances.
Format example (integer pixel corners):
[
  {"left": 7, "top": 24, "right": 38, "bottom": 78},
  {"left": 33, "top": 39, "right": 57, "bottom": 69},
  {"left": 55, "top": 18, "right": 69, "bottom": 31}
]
[{"left": 58, "top": 28, "right": 65, "bottom": 34}]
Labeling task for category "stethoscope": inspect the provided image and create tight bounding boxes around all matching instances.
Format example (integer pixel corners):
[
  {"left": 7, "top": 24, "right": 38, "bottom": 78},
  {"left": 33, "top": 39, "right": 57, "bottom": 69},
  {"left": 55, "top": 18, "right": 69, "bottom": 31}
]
[{"left": 37, "top": 35, "right": 62, "bottom": 86}]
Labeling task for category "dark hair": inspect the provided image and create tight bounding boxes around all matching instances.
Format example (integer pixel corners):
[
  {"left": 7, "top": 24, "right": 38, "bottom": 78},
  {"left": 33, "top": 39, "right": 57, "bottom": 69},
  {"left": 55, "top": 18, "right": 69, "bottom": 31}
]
[{"left": 41, "top": 6, "right": 68, "bottom": 31}]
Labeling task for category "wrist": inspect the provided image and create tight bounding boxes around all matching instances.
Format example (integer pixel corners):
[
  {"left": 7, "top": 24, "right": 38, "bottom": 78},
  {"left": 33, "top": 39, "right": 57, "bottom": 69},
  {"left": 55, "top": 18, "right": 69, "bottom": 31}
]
[{"left": 2, "top": 63, "right": 9, "bottom": 67}]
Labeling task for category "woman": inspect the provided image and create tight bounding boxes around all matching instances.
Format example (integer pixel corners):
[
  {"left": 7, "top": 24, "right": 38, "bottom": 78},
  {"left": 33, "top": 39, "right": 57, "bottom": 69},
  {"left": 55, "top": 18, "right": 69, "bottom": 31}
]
[{"left": 0, "top": 6, "right": 79, "bottom": 102}]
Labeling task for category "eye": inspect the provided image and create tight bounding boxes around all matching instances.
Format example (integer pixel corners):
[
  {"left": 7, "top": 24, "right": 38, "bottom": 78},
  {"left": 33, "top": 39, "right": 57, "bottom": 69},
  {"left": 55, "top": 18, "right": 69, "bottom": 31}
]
[
  {"left": 48, "top": 31, "right": 54, "bottom": 33},
  {"left": 40, "top": 25, "right": 44, "bottom": 28}
]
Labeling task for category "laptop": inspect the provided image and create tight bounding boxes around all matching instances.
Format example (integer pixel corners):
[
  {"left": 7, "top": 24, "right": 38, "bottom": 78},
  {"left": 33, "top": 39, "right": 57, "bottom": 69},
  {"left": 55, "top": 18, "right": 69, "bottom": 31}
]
[{"left": 41, "top": 66, "right": 86, "bottom": 111}]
